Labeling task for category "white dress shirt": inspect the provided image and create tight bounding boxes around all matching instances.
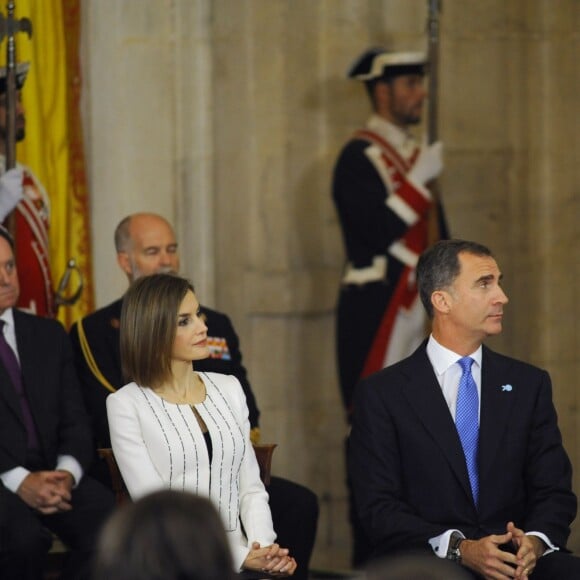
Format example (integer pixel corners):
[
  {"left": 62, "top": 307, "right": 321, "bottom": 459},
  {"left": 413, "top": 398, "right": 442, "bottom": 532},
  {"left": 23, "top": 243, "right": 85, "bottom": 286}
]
[
  {"left": 426, "top": 333, "right": 482, "bottom": 421},
  {"left": 367, "top": 114, "right": 418, "bottom": 161}
]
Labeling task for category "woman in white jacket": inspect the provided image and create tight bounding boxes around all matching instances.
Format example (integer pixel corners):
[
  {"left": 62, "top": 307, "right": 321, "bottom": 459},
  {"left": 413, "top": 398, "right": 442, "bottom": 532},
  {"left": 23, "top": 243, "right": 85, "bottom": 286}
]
[{"left": 106, "top": 273, "right": 296, "bottom": 576}]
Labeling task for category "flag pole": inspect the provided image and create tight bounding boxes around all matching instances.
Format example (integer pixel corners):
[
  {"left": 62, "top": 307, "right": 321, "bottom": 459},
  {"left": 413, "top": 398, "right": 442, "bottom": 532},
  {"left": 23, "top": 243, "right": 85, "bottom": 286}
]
[
  {"left": 425, "top": 0, "right": 450, "bottom": 243},
  {"left": 1, "top": 0, "right": 32, "bottom": 170},
  {"left": 427, "top": 0, "right": 441, "bottom": 144},
  {"left": 0, "top": 1, "right": 32, "bottom": 236}
]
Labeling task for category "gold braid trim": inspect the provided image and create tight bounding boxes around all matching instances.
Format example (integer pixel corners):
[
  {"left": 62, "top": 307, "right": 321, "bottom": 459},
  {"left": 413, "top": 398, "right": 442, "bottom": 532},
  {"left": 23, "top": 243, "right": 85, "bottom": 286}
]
[
  {"left": 77, "top": 318, "right": 117, "bottom": 394},
  {"left": 250, "top": 427, "right": 261, "bottom": 445}
]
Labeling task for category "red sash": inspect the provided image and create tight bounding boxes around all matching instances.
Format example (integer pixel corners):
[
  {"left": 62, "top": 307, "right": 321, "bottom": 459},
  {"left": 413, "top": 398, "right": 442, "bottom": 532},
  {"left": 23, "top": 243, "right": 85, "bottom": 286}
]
[
  {"left": 10, "top": 170, "right": 55, "bottom": 317},
  {"left": 354, "top": 129, "right": 429, "bottom": 378}
]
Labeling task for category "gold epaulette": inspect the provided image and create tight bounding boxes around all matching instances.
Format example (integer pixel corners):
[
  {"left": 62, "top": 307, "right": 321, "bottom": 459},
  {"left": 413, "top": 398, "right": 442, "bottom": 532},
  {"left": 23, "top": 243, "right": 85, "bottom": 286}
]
[{"left": 250, "top": 427, "right": 261, "bottom": 446}]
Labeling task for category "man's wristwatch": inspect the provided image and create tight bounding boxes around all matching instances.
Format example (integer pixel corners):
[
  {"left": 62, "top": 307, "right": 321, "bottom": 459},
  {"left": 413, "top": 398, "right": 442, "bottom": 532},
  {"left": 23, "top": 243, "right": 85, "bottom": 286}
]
[{"left": 446, "top": 531, "right": 464, "bottom": 563}]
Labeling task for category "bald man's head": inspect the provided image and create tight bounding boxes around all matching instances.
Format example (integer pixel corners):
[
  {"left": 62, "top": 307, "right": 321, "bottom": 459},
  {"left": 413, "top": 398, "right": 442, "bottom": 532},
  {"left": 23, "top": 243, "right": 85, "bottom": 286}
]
[{"left": 115, "top": 213, "right": 180, "bottom": 283}]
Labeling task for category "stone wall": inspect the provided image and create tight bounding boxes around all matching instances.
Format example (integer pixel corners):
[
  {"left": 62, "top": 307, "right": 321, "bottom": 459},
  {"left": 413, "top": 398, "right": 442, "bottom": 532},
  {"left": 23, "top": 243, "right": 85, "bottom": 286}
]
[{"left": 82, "top": 0, "right": 580, "bottom": 569}]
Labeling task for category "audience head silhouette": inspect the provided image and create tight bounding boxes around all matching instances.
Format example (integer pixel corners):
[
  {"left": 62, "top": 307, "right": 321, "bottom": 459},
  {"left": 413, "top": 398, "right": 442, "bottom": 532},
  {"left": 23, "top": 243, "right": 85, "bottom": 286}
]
[{"left": 94, "top": 489, "right": 234, "bottom": 580}]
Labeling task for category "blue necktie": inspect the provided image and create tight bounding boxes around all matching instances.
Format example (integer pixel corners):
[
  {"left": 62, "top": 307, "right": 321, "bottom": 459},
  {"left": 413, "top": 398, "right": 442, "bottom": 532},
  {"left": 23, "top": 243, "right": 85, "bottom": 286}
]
[{"left": 456, "top": 356, "right": 479, "bottom": 505}]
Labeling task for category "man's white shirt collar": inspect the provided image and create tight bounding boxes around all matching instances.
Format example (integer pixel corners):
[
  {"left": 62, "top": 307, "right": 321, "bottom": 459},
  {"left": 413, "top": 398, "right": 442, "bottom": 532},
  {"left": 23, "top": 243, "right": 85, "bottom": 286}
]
[
  {"left": 366, "top": 114, "right": 417, "bottom": 160},
  {"left": 0, "top": 308, "right": 18, "bottom": 359},
  {"left": 426, "top": 335, "right": 482, "bottom": 420},
  {"left": 427, "top": 334, "right": 482, "bottom": 375},
  {"left": 0, "top": 307, "right": 15, "bottom": 326}
]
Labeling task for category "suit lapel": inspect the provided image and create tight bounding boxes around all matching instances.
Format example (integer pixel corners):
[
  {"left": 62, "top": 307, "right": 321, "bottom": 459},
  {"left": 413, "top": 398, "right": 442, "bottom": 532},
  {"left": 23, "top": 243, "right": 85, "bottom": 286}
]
[
  {"left": 478, "top": 347, "right": 516, "bottom": 484},
  {"left": 0, "top": 356, "right": 24, "bottom": 424},
  {"left": 13, "top": 310, "right": 45, "bottom": 430},
  {"left": 0, "top": 311, "right": 35, "bottom": 431},
  {"left": 400, "top": 346, "right": 474, "bottom": 501}
]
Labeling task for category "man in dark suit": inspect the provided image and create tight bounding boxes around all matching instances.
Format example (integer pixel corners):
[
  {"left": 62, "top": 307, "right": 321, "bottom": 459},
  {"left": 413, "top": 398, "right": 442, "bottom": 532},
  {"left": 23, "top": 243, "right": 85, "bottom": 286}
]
[
  {"left": 0, "top": 226, "right": 114, "bottom": 579},
  {"left": 69, "top": 212, "right": 318, "bottom": 580},
  {"left": 349, "top": 239, "right": 580, "bottom": 579}
]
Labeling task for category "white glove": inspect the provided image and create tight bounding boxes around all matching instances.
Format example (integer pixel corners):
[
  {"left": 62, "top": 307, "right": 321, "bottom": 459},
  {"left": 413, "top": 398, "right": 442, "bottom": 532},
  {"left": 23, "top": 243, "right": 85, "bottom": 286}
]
[
  {"left": 408, "top": 141, "right": 443, "bottom": 186},
  {"left": 0, "top": 167, "right": 24, "bottom": 221}
]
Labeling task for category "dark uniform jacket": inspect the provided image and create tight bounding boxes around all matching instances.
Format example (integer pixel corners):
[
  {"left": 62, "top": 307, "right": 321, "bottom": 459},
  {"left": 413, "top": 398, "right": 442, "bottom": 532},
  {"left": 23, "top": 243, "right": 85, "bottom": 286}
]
[{"left": 332, "top": 118, "right": 448, "bottom": 416}]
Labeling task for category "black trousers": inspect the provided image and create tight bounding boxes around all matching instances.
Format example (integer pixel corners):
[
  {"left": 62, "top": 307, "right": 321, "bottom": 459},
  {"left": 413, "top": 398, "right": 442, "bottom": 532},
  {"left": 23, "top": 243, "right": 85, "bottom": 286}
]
[
  {"left": 0, "top": 476, "right": 115, "bottom": 580},
  {"left": 368, "top": 549, "right": 580, "bottom": 580},
  {"left": 267, "top": 476, "right": 319, "bottom": 580},
  {"left": 336, "top": 281, "right": 394, "bottom": 417},
  {"left": 462, "top": 550, "right": 580, "bottom": 579}
]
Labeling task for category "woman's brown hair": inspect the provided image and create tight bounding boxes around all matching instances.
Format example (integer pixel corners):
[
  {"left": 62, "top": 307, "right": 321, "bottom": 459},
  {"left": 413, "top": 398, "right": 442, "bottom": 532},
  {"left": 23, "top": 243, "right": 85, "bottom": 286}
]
[{"left": 120, "top": 273, "right": 194, "bottom": 388}]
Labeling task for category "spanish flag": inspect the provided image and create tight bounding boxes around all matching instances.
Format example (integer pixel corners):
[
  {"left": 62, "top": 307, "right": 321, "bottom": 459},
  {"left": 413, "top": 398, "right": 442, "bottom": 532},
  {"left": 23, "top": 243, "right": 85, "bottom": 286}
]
[{"left": 4, "top": 0, "right": 93, "bottom": 327}]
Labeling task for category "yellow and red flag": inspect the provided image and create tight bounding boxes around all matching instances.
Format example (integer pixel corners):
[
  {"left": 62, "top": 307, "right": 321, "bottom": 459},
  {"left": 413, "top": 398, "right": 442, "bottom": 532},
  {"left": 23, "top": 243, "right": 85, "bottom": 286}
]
[{"left": 4, "top": 0, "right": 93, "bottom": 327}]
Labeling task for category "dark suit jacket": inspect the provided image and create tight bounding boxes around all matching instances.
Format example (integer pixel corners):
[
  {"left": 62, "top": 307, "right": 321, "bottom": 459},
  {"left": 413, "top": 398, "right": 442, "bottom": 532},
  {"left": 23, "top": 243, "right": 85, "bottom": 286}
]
[
  {"left": 69, "top": 298, "right": 260, "bottom": 447},
  {"left": 348, "top": 342, "right": 576, "bottom": 558},
  {"left": 0, "top": 309, "right": 93, "bottom": 473}
]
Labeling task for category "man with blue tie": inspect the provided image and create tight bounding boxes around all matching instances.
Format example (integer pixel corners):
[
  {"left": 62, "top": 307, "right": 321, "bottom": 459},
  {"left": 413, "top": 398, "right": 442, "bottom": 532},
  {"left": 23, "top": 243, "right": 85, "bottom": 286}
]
[{"left": 349, "top": 239, "right": 580, "bottom": 578}]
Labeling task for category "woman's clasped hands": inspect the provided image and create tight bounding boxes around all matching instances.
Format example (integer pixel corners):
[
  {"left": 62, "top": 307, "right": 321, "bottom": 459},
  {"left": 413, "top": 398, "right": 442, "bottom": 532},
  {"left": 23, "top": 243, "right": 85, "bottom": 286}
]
[{"left": 243, "top": 541, "right": 297, "bottom": 576}]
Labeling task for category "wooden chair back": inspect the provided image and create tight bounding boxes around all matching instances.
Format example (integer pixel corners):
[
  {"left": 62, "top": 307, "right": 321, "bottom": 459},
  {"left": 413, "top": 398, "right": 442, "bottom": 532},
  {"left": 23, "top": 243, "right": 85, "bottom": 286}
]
[
  {"left": 98, "top": 447, "right": 130, "bottom": 505},
  {"left": 252, "top": 443, "right": 277, "bottom": 486}
]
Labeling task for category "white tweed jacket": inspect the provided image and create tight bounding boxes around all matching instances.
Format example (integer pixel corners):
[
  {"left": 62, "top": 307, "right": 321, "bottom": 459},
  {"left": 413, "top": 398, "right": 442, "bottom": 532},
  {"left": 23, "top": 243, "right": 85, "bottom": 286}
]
[{"left": 106, "top": 371, "right": 276, "bottom": 569}]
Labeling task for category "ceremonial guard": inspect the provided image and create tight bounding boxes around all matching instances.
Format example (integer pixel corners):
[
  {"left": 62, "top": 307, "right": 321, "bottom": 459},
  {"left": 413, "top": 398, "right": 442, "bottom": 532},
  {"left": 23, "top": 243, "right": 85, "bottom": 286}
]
[
  {"left": 0, "top": 61, "right": 55, "bottom": 316},
  {"left": 332, "top": 48, "right": 448, "bottom": 421}
]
